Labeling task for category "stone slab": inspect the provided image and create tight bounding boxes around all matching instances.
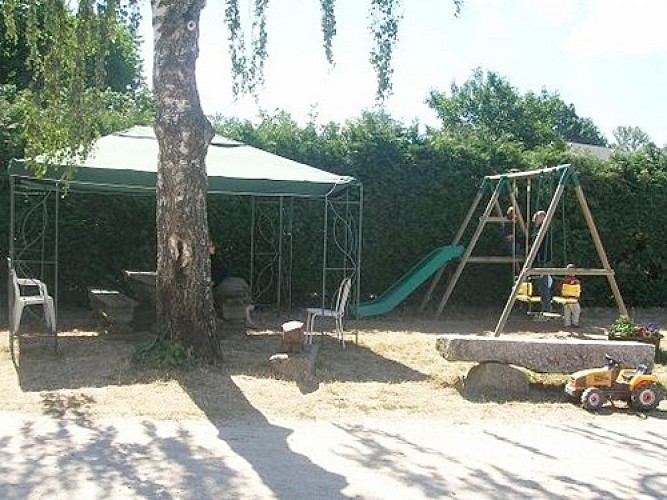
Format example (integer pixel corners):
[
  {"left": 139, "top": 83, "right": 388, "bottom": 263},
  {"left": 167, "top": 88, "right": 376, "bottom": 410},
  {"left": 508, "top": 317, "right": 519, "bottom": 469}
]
[
  {"left": 88, "top": 288, "right": 139, "bottom": 326},
  {"left": 436, "top": 335, "right": 655, "bottom": 374}
]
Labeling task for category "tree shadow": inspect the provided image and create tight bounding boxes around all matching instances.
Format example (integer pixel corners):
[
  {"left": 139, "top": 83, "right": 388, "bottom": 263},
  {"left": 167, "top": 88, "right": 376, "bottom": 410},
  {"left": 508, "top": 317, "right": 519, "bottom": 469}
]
[
  {"left": 5, "top": 307, "right": 665, "bottom": 498},
  {"left": 2, "top": 310, "right": 355, "bottom": 497},
  {"left": 221, "top": 328, "right": 428, "bottom": 384},
  {"left": 176, "top": 367, "right": 350, "bottom": 498},
  {"left": 0, "top": 391, "right": 329, "bottom": 498},
  {"left": 330, "top": 420, "right": 667, "bottom": 499},
  {"left": 12, "top": 330, "right": 160, "bottom": 392},
  {"left": 3, "top": 344, "right": 350, "bottom": 498}
]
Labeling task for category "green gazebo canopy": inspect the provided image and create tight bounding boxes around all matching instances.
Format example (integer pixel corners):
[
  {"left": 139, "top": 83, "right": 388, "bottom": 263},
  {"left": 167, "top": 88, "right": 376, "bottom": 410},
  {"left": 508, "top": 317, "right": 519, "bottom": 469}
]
[{"left": 8, "top": 126, "right": 358, "bottom": 197}]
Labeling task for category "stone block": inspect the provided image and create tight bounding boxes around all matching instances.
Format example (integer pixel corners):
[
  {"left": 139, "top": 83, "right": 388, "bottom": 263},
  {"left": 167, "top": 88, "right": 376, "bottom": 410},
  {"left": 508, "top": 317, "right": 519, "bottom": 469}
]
[
  {"left": 269, "top": 344, "right": 318, "bottom": 392},
  {"left": 463, "top": 363, "right": 530, "bottom": 401},
  {"left": 436, "top": 335, "right": 655, "bottom": 374},
  {"left": 214, "top": 277, "right": 253, "bottom": 322},
  {"left": 281, "top": 320, "right": 305, "bottom": 353},
  {"left": 88, "top": 288, "right": 138, "bottom": 330}
]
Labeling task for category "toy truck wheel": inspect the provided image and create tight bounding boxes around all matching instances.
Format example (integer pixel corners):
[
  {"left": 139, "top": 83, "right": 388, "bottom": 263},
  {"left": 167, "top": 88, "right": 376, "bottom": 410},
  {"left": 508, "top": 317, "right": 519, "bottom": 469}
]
[
  {"left": 581, "top": 388, "right": 605, "bottom": 411},
  {"left": 631, "top": 384, "right": 661, "bottom": 412}
]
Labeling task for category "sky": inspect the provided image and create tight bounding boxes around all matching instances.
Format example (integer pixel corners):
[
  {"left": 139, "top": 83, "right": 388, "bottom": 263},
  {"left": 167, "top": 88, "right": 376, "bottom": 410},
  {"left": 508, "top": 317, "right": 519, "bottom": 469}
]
[{"left": 138, "top": 0, "right": 667, "bottom": 145}]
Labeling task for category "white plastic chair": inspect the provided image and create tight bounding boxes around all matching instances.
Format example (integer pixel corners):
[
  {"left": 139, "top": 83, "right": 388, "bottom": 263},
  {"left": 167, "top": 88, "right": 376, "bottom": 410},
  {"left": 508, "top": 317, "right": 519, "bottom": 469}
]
[
  {"left": 305, "top": 277, "right": 352, "bottom": 347},
  {"left": 7, "top": 258, "right": 56, "bottom": 337}
]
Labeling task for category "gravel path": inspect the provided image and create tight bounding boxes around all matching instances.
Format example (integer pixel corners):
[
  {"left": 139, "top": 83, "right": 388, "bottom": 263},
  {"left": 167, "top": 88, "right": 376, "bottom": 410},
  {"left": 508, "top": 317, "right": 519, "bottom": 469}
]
[{"left": 1, "top": 409, "right": 666, "bottom": 499}]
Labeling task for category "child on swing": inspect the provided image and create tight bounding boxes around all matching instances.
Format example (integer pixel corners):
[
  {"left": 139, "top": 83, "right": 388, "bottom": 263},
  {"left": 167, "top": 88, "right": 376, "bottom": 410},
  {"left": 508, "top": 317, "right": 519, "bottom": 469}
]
[{"left": 559, "top": 263, "right": 581, "bottom": 328}]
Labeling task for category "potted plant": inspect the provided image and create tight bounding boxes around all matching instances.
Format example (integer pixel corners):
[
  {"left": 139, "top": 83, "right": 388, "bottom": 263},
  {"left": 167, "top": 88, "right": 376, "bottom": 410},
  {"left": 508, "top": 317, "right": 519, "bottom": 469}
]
[{"left": 608, "top": 316, "right": 663, "bottom": 350}]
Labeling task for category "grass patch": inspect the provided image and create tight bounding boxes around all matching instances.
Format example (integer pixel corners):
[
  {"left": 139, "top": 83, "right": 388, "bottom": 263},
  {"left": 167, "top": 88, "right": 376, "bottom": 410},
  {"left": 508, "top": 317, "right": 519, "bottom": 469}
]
[{"left": 3, "top": 307, "right": 666, "bottom": 421}]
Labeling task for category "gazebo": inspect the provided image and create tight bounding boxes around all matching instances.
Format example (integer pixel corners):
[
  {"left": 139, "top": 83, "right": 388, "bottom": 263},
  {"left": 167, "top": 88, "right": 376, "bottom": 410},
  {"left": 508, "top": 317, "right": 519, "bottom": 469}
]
[{"left": 7, "top": 126, "right": 363, "bottom": 324}]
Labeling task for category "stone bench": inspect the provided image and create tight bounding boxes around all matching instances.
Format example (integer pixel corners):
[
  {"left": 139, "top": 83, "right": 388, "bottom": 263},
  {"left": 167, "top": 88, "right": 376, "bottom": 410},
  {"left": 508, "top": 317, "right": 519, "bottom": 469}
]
[
  {"left": 88, "top": 288, "right": 139, "bottom": 331},
  {"left": 436, "top": 335, "right": 655, "bottom": 373},
  {"left": 436, "top": 335, "right": 656, "bottom": 401}
]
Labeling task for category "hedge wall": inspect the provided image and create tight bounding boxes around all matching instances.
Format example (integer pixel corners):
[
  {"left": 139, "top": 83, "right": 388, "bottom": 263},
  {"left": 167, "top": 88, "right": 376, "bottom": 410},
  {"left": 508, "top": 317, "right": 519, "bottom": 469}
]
[{"left": 2, "top": 116, "right": 666, "bottom": 312}]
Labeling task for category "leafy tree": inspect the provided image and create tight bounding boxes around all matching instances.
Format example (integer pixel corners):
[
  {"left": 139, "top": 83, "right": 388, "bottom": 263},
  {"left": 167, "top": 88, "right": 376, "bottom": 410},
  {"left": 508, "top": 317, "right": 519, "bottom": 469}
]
[
  {"left": 0, "top": 1, "right": 144, "bottom": 92},
  {"left": 0, "top": 0, "right": 152, "bottom": 172},
  {"left": 0, "top": 85, "right": 25, "bottom": 170},
  {"left": 612, "top": 126, "right": 652, "bottom": 152},
  {"left": 426, "top": 68, "right": 606, "bottom": 148},
  {"left": 2, "top": 0, "right": 462, "bottom": 360}
]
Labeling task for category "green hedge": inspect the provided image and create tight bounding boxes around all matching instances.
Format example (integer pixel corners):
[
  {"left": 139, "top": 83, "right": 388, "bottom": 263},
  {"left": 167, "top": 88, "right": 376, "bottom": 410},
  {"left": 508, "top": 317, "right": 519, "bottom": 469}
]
[{"left": 2, "top": 115, "right": 666, "bottom": 312}]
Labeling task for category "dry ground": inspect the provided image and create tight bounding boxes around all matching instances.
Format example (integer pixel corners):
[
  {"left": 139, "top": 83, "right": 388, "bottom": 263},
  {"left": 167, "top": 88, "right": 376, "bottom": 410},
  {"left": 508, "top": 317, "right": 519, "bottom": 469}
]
[{"left": 1, "top": 306, "right": 666, "bottom": 423}]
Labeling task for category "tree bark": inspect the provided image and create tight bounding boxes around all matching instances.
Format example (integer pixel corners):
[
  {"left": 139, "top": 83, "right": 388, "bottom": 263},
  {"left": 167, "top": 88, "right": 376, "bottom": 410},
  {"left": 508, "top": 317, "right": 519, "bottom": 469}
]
[{"left": 151, "top": 0, "right": 220, "bottom": 359}]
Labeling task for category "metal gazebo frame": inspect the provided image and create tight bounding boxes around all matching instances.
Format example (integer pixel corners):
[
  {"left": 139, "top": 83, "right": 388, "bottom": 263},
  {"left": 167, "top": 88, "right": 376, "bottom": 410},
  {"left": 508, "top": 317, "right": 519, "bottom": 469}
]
[{"left": 7, "top": 128, "right": 363, "bottom": 336}]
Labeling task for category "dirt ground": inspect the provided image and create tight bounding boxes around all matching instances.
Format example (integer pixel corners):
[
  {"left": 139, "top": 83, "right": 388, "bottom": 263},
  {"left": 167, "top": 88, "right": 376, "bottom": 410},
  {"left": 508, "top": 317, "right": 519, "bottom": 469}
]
[{"left": 1, "top": 306, "right": 665, "bottom": 423}]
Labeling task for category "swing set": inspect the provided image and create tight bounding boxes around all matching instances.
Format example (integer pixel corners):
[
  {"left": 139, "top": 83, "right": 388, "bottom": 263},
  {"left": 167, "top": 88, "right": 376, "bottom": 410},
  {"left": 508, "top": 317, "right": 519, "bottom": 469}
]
[{"left": 421, "top": 164, "right": 627, "bottom": 335}]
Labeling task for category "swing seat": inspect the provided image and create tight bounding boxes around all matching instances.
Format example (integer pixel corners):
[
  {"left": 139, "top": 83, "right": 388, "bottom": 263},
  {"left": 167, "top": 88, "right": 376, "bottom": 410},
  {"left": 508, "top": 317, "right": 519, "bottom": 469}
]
[
  {"left": 529, "top": 311, "right": 561, "bottom": 319},
  {"left": 553, "top": 283, "right": 581, "bottom": 305},
  {"left": 516, "top": 281, "right": 541, "bottom": 304}
]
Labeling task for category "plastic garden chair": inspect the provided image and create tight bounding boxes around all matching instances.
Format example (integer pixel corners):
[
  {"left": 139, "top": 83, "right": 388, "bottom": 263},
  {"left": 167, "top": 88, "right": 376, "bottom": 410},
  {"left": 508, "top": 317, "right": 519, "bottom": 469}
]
[
  {"left": 305, "top": 277, "right": 353, "bottom": 348},
  {"left": 7, "top": 258, "right": 56, "bottom": 339}
]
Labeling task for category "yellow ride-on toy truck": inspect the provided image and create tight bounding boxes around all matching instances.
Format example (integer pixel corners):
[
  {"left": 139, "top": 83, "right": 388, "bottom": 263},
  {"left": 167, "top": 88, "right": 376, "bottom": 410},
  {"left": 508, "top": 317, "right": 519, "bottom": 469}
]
[{"left": 565, "top": 354, "right": 663, "bottom": 412}]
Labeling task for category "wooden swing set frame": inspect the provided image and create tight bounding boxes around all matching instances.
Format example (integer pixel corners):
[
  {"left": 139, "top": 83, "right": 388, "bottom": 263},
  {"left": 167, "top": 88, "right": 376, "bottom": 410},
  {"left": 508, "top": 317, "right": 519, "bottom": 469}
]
[{"left": 420, "top": 163, "right": 627, "bottom": 335}]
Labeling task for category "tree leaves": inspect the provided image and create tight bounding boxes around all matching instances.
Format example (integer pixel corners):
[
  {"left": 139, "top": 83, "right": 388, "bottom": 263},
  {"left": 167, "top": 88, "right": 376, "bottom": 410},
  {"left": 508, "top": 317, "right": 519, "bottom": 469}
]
[
  {"left": 225, "top": 0, "right": 269, "bottom": 98},
  {"left": 320, "top": 0, "right": 337, "bottom": 66},
  {"left": 1, "top": 0, "right": 143, "bottom": 175},
  {"left": 369, "top": 0, "right": 402, "bottom": 101},
  {"left": 427, "top": 68, "right": 607, "bottom": 148}
]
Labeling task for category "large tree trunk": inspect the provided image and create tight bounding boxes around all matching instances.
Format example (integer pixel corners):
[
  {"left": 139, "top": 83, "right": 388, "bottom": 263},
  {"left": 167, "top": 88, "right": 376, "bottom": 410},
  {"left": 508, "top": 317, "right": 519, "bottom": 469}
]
[{"left": 152, "top": 0, "right": 220, "bottom": 359}]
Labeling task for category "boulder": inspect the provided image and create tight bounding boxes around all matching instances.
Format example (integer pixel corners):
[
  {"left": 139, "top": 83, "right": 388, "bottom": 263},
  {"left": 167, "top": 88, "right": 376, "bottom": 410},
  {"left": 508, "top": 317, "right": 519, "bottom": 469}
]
[
  {"left": 463, "top": 363, "right": 530, "bottom": 401},
  {"left": 269, "top": 344, "right": 319, "bottom": 393},
  {"left": 436, "top": 335, "right": 655, "bottom": 374}
]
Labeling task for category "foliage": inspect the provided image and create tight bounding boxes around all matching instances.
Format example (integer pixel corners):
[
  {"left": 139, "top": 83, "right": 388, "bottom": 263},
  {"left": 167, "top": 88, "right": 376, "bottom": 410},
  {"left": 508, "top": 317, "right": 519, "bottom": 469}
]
[
  {"left": 0, "top": 0, "right": 143, "bottom": 171},
  {"left": 319, "top": 0, "right": 337, "bottom": 65},
  {"left": 656, "top": 348, "right": 667, "bottom": 366},
  {"left": 211, "top": 110, "right": 667, "bottom": 309},
  {"left": 608, "top": 316, "right": 662, "bottom": 340},
  {"left": 225, "top": 0, "right": 269, "bottom": 97},
  {"left": 93, "top": 88, "right": 155, "bottom": 135},
  {"left": 0, "top": 2, "right": 151, "bottom": 175},
  {"left": 612, "top": 126, "right": 653, "bottom": 152},
  {"left": 132, "top": 335, "right": 194, "bottom": 369},
  {"left": 4, "top": 107, "right": 667, "bottom": 312},
  {"left": 426, "top": 68, "right": 607, "bottom": 148},
  {"left": 224, "top": 0, "right": 462, "bottom": 101},
  {"left": 369, "top": 0, "right": 402, "bottom": 101},
  {"left": 103, "top": 21, "right": 145, "bottom": 92},
  {"left": 579, "top": 145, "right": 667, "bottom": 305},
  {"left": 0, "top": 0, "right": 143, "bottom": 92},
  {"left": 0, "top": 85, "right": 25, "bottom": 170},
  {"left": 0, "top": 85, "right": 154, "bottom": 172}
]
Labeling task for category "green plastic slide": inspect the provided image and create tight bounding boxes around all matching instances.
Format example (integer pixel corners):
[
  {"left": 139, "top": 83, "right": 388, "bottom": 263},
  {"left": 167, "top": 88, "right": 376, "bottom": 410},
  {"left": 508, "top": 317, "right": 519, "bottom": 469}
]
[{"left": 349, "top": 244, "right": 465, "bottom": 318}]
